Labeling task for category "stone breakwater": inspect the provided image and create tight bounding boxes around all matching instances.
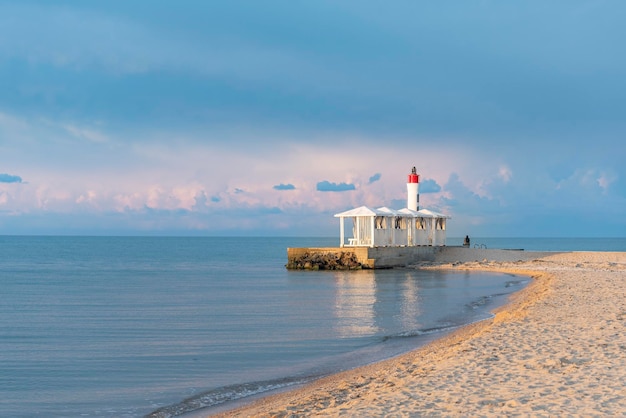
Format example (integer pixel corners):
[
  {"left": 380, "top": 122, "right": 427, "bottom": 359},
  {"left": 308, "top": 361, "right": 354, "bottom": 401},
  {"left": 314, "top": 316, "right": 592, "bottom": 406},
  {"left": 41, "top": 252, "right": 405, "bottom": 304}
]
[
  {"left": 287, "top": 246, "right": 437, "bottom": 269},
  {"left": 285, "top": 251, "right": 366, "bottom": 270}
]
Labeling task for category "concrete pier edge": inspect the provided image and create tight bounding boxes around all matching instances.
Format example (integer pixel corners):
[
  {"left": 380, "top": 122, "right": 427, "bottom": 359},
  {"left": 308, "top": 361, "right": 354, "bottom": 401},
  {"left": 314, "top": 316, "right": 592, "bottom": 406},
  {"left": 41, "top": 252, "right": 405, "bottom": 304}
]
[{"left": 287, "top": 246, "right": 550, "bottom": 270}]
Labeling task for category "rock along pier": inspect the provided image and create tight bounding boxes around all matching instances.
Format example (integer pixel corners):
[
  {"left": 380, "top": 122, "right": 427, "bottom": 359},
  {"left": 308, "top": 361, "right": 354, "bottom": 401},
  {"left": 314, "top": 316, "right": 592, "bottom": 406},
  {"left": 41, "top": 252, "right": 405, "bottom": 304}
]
[{"left": 286, "top": 246, "right": 439, "bottom": 270}]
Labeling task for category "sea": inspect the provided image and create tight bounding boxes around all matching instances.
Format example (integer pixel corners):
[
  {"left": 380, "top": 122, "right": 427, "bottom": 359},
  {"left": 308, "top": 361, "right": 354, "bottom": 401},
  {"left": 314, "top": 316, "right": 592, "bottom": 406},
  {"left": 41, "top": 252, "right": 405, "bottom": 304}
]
[{"left": 1, "top": 236, "right": 624, "bottom": 418}]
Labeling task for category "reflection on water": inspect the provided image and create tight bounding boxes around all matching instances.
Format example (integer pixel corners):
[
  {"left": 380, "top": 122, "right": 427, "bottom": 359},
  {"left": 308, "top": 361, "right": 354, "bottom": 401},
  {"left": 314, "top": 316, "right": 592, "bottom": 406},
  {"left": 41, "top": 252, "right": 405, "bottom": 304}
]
[
  {"left": 399, "top": 272, "right": 422, "bottom": 332},
  {"left": 332, "top": 271, "right": 379, "bottom": 337},
  {"left": 331, "top": 271, "right": 426, "bottom": 338}
]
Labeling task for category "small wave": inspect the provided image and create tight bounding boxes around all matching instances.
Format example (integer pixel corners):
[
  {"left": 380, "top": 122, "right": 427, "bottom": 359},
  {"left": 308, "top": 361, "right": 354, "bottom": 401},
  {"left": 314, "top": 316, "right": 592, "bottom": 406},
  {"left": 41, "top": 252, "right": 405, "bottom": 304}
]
[
  {"left": 382, "top": 322, "right": 466, "bottom": 341},
  {"left": 467, "top": 289, "right": 520, "bottom": 310},
  {"left": 467, "top": 295, "right": 492, "bottom": 309},
  {"left": 505, "top": 279, "right": 527, "bottom": 287},
  {"left": 145, "top": 377, "right": 313, "bottom": 418},
  {"left": 382, "top": 308, "right": 498, "bottom": 344}
]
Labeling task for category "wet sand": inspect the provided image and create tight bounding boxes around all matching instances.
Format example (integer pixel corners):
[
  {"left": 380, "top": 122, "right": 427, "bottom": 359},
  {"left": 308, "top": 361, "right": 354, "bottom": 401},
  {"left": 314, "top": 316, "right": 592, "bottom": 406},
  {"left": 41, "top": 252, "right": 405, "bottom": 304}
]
[{"left": 214, "top": 250, "right": 626, "bottom": 417}]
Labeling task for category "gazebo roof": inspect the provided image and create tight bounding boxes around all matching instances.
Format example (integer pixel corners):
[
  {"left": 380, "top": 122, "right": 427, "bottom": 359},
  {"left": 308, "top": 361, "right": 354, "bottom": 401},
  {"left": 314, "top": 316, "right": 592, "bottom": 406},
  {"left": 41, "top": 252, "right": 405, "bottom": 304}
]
[
  {"left": 334, "top": 205, "right": 384, "bottom": 218},
  {"left": 417, "top": 208, "right": 451, "bottom": 218},
  {"left": 397, "top": 208, "right": 422, "bottom": 217},
  {"left": 376, "top": 206, "right": 401, "bottom": 215},
  {"left": 335, "top": 205, "right": 450, "bottom": 218}
]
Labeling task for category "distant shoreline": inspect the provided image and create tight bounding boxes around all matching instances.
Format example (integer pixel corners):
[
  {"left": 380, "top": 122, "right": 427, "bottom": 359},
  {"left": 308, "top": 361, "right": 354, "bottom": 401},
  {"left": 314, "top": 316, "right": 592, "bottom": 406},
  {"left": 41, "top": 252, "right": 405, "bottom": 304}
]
[{"left": 212, "top": 250, "right": 626, "bottom": 417}]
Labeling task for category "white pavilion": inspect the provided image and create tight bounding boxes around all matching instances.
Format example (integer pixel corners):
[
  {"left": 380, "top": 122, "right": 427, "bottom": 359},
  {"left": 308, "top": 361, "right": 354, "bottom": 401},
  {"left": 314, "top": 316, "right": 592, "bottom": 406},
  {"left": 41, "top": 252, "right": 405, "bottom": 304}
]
[{"left": 334, "top": 168, "right": 450, "bottom": 248}]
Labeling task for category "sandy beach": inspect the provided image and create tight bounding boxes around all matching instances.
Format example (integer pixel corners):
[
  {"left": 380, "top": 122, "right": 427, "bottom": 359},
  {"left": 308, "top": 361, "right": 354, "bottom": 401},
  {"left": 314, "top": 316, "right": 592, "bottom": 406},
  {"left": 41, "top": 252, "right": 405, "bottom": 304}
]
[{"left": 213, "top": 250, "right": 626, "bottom": 417}]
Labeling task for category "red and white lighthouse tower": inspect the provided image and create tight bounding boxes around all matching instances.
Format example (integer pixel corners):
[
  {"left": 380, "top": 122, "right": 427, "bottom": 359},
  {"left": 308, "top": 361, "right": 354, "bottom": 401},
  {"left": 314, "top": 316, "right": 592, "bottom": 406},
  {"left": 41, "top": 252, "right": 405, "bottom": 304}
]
[{"left": 407, "top": 166, "right": 420, "bottom": 211}]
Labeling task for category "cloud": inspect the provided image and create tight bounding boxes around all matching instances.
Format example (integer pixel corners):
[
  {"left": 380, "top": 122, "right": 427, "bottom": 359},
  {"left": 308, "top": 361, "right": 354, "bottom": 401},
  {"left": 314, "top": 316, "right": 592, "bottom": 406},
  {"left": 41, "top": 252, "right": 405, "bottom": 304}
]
[
  {"left": 419, "top": 178, "right": 441, "bottom": 193},
  {"left": 368, "top": 173, "right": 381, "bottom": 184},
  {"left": 273, "top": 183, "right": 295, "bottom": 190},
  {"left": 316, "top": 181, "right": 356, "bottom": 192},
  {"left": 440, "top": 173, "right": 504, "bottom": 215},
  {"left": 62, "top": 124, "right": 109, "bottom": 143},
  {"left": 0, "top": 173, "right": 22, "bottom": 183},
  {"left": 498, "top": 165, "right": 513, "bottom": 183}
]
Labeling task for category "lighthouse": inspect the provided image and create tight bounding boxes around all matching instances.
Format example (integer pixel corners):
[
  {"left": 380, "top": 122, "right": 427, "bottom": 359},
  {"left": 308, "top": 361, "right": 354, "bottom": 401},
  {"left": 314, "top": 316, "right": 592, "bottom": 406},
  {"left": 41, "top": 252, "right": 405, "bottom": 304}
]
[{"left": 407, "top": 166, "right": 420, "bottom": 211}]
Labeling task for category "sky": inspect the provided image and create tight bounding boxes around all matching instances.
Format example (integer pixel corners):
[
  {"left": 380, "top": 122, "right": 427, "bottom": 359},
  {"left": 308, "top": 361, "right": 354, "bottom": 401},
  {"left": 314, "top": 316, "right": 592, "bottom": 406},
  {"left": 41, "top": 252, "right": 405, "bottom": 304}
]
[{"left": 1, "top": 1, "right": 625, "bottom": 237}]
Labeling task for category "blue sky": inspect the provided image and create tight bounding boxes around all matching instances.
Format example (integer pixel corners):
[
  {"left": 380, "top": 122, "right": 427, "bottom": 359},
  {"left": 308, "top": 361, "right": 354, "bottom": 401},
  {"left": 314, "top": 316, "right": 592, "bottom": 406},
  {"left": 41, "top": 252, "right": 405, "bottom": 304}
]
[{"left": 1, "top": 1, "right": 625, "bottom": 237}]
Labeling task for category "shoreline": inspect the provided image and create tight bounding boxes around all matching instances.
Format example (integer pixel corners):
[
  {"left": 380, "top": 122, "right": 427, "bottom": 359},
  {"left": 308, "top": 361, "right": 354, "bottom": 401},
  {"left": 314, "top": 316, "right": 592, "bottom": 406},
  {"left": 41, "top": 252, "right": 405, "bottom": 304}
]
[{"left": 211, "top": 250, "right": 626, "bottom": 416}]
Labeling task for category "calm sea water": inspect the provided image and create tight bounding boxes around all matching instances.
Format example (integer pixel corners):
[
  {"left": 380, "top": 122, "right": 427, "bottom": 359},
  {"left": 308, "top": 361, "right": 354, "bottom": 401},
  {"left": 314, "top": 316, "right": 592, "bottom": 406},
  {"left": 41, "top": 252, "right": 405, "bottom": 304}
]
[{"left": 0, "top": 236, "right": 622, "bottom": 417}]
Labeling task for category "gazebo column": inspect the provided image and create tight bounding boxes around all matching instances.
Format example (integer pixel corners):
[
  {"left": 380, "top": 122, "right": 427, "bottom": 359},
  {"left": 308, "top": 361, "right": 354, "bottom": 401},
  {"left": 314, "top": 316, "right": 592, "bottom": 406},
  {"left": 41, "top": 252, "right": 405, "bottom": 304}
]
[
  {"left": 430, "top": 218, "right": 435, "bottom": 245},
  {"left": 370, "top": 216, "right": 375, "bottom": 247},
  {"left": 339, "top": 217, "right": 345, "bottom": 247}
]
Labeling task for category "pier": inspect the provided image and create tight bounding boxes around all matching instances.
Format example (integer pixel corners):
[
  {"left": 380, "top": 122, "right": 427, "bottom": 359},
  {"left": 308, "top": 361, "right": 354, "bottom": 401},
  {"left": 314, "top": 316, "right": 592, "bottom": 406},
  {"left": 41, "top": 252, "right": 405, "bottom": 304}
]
[{"left": 286, "top": 246, "right": 544, "bottom": 270}]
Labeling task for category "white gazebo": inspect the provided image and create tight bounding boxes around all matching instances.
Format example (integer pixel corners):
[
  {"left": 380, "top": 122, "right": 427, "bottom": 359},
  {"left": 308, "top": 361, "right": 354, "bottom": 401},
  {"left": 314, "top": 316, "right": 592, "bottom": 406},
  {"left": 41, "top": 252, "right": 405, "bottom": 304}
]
[{"left": 334, "top": 205, "right": 450, "bottom": 248}]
